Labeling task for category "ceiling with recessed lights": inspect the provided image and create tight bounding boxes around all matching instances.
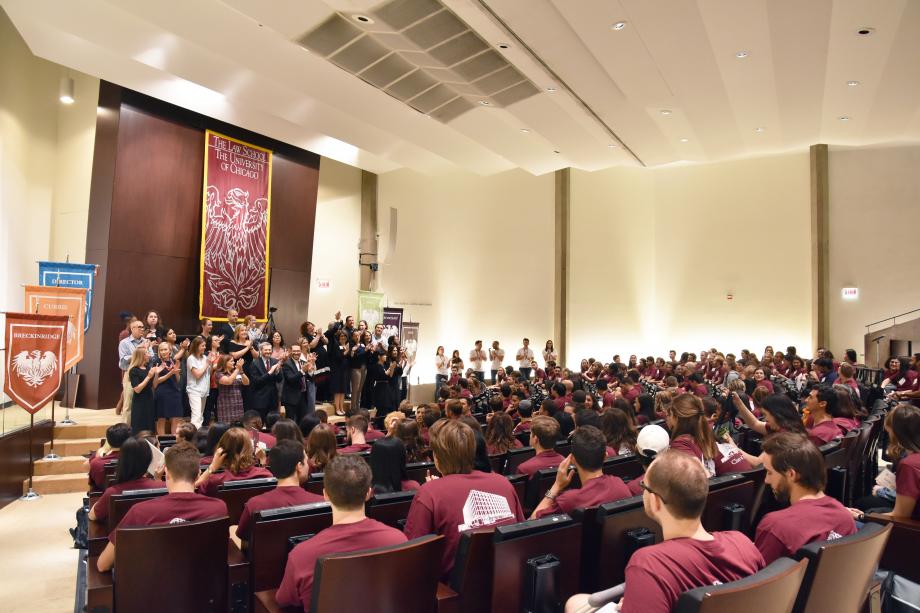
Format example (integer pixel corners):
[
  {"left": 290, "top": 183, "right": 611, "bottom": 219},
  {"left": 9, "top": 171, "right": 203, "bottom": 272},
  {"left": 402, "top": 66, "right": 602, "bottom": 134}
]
[{"left": 2, "top": 0, "right": 919, "bottom": 175}]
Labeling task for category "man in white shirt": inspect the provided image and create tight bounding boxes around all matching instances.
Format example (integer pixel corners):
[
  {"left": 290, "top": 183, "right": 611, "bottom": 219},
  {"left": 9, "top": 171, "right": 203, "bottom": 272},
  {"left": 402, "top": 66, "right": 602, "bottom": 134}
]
[
  {"left": 469, "top": 341, "right": 487, "bottom": 384},
  {"left": 517, "top": 338, "right": 534, "bottom": 381},
  {"left": 489, "top": 341, "right": 505, "bottom": 384}
]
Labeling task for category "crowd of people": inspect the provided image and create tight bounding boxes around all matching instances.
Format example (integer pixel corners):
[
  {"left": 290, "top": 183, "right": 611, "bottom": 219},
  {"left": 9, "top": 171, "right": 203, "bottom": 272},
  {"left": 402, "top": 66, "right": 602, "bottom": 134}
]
[{"left": 97, "top": 311, "right": 920, "bottom": 611}]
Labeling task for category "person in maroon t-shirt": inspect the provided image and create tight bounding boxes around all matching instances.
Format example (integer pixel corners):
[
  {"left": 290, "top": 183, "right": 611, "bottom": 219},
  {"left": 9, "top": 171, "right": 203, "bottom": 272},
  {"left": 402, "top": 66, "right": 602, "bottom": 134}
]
[
  {"left": 804, "top": 385, "right": 847, "bottom": 447},
  {"left": 236, "top": 440, "right": 325, "bottom": 544},
  {"left": 243, "top": 411, "right": 277, "bottom": 450},
  {"left": 276, "top": 455, "right": 407, "bottom": 610},
  {"left": 667, "top": 394, "right": 752, "bottom": 477},
  {"left": 404, "top": 419, "right": 525, "bottom": 579},
  {"left": 338, "top": 414, "right": 372, "bottom": 454},
  {"left": 564, "top": 451, "right": 765, "bottom": 613},
  {"left": 755, "top": 433, "right": 856, "bottom": 563},
  {"left": 84, "top": 423, "right": 132, "bottom": 491},
  {"left": 625, "top": 424, "right": 672, "bottom": 496},
  {"left": 89, "top": 437, "right": 163, "bottom": 523},
  {"left": 517, "top": 417, "right": 564, "bottom": 478},
  {"left": 195, "top": 427, "right": 273, "bottom": 496},
  {"left": 532, "top": 426, "right": 631, "bottom": 519},
  {"left": 97, "top": 443, "right": 228, "bottom": 572}
]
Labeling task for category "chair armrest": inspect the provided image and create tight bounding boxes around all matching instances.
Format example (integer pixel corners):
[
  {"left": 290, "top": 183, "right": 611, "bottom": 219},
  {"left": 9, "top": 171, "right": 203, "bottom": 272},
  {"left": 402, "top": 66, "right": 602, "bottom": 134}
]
[
  {"left": 253, "top": 589, "right": 301, "bottom": 613},
  {"left": 864, "top": 513, "right": 920, "bottom": 530},
  {"left": 86, "top": 555, "right": 113, "bottom": 613},
  {"left": 436, "top": 582, "right": 460, "bottom": 613},
  {"left": 88, "top": 521, "right": 110, "bottom": 556}
]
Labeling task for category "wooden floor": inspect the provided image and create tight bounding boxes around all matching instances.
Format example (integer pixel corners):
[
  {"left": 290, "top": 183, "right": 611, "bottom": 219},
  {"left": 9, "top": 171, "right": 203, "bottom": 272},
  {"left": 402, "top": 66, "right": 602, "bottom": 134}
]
[{"left": 0, "top": 490, "right": 83, "bottom": 612}]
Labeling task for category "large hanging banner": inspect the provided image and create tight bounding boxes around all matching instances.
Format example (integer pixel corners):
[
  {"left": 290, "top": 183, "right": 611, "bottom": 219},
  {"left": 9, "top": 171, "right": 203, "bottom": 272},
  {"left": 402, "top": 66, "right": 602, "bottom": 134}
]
[
  {"left": 382, "top": 307, "right": 403, "bottom": 344},
  {"left": 199, "top": 130, "right": 272, "bottom": 322},
  {"left": 3, "top": 313, "right": 68, "bottom": 414},
  {"left": 24, "top": 285, "right": 86, "bottom": 371},
  {"left": 402, "top": 321, "right": 419, "bottom": 372},
  {"left": 37, "top": 261, "right": 96, "bottom": 332},
  {"left": 357, "top": 291, "right": 385, "bottom": 328}
]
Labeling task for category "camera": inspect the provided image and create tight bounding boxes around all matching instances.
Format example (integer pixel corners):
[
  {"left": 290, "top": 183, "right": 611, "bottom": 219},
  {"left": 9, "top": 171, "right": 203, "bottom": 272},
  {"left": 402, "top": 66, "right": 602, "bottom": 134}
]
[{"left": 269, "top": 306, "right": 278, "bottom": 313}]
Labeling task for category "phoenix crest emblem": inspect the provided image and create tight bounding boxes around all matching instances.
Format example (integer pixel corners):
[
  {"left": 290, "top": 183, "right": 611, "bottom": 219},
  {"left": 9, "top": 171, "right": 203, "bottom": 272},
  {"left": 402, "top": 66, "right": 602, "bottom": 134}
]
[{"left": 12, "top": 350, "right": 58, "bottom": 388}]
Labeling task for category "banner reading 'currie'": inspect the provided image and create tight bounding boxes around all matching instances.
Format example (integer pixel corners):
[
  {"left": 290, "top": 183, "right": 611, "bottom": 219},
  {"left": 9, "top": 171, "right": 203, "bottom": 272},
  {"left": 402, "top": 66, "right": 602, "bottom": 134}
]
[{"left": 199, "top": 130, "right": 272, "bottom": 322}]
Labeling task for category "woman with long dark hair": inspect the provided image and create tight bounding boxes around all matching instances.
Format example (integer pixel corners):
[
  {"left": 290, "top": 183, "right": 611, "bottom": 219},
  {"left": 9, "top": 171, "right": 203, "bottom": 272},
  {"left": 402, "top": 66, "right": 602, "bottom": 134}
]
[
  {"left": 195, "top": 427, "right": 272, "bottom": 495},
  {"left": 602, "top": 407, "right": 637, "bottom": 455},
  {"left": 88, "top": 437, "right": 161, "bottom": 522},
  {"left": 485, "top": 412, "right": 522, "bottom": 456},
  {"left": 369, "top": 436, "right": 419, "bottom": 494},
  {"left": 306, "top": 423, "right": 337, "bottom": 473},
  {"left": 396, "top": 419, "right": 427, "bottom": 463},
  {"left": 329, "top": 330, "right": 349, "bottom": 416}
]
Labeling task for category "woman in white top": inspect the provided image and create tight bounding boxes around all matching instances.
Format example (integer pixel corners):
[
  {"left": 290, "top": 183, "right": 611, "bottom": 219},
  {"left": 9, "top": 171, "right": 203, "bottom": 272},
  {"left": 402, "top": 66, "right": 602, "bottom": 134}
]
[
  {"left": 185, "top": 336, "right": 211, "bottom": 429},
  {"left": 435, "top": 346, "right": 450, "bottom": 398},
  {"left": 542, "top": 340, "right": 558, "bottom": 367},
  {"left": 489, "top": 341, "right": 505, "bottom": 384}
]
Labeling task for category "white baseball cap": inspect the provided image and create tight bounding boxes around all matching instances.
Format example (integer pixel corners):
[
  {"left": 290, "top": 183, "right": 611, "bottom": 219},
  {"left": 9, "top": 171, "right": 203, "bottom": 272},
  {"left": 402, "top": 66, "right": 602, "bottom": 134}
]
[{"left": 636, "top": 424, "right": 670, "bottom": 458}]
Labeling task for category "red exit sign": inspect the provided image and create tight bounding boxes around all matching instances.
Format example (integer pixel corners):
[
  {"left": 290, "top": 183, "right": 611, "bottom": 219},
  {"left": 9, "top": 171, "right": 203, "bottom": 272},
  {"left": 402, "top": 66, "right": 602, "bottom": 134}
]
[{"left": 316, "top": 279, "right": 331, "bottom": 290}]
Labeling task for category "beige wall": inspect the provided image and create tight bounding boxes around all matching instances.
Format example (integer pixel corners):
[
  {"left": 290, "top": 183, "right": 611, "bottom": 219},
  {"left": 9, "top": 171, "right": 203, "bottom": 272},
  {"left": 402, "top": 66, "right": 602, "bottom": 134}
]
[
  {"left": 378, "top": 168, "right": 555, "bottom": 383},
  {"left": 829, "top": 144, "right": 920, "bottom": 361},
  {"left": 307, "top": 157, "right": 362, "bottom": 330},
  {"left": 569, "top": 153, "right": 813, "bottom": 365}
]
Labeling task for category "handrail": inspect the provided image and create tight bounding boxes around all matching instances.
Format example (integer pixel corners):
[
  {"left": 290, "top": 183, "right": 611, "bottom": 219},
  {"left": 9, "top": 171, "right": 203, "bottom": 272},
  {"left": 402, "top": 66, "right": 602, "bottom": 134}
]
[{"left": 866, "top": 308, "right": 920, "bottom": 331}]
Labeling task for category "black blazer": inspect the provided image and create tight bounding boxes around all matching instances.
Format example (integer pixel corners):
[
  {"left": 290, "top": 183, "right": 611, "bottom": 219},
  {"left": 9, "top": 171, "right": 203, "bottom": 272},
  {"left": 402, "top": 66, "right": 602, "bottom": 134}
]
[
  {"left": 281, "top": 358, "right": 307, "bottom": 407},
  {"left": 249, "top": 357, "right": 281, "bottom": 408}
]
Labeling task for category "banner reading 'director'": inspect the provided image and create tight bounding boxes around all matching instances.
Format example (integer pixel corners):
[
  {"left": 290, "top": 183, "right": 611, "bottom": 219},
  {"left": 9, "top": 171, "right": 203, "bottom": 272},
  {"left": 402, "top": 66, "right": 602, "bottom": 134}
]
[
  {"left": 3, "top": 313, "right": 68, "bottom": 414},
  {"left": 199, "top": 130, "right": 272, "bottom": 322}
]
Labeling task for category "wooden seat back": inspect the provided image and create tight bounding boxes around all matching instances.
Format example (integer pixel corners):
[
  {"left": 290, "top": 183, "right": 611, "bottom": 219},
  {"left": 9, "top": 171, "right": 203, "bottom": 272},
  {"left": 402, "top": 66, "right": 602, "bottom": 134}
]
[
  {"left": 523, "top": 467, "right": 559, "bottom": 515},
  {"left": 506, "top": 474, "right": 527, "bottom": 505},
  {"left": 406, "top": 461, "right": 435, "bottom": 484},
  {"left": 570, "top": 507, "right": 602, "bottom": 592},
  {"left": 305, "top": 472, "right": 324, "bottom": 495},
  {"left": 701, "top": 474, "right": 755, "bottom": 534},
  {"left": 865, "top": 514, "right": 920, "bottom": 584},
  {"left": 602, "top": 454, "right": 643, "bottom": 480},
  {"left": 108, "top": 487, "right": 168, "bottom": 531},
  {"left": 365, "top": 490, "right": 416, "bottom": 529},
  {"left": 793, "top": 522, "right": 892, "bottom": 613},
  {"left": 491, "top": 515, "right": 582, "bottom": 613},
  {"left": 449, "top": 528, "right": 495, "bottom": 613},
  {"left": 217, "top": 477, "right": 278, "bottom": 525},
  {"left": 595, "top": 496, "right": 662, "bottom": 588},
  {"left": 311, "top": 535, "right": 444, "bottom": 613},
  {"left": 504, "top": 447, "right": 536, "bottom": 475},
  {"left": 488, "top": 453, "right": 507, "bottom": 474},
  {"left": 672, "top": 557, "right": 808, "bottom": 613},
  {"left": 114, "top": 516, "right": 229, "bottom": 613},
  {"left": 249, "top": 502, "right": 333, "bottom": 593}
]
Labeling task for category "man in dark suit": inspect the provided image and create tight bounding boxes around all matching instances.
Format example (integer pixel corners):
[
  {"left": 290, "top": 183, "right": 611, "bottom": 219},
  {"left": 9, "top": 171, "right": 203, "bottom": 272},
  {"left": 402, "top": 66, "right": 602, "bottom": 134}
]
[
  {"left": 250, "top": 342, "right": 282, "bottom": 421},
  {"left": 214, "top": 309, "right": 238, "bottom": 354},
  {"left": 282, "top": 344, "right": 311, "bottom": 424}
]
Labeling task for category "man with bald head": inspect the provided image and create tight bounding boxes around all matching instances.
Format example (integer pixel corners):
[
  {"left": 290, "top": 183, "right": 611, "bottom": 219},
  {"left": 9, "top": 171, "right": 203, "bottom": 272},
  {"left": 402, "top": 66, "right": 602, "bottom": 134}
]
[{"left": 565, "top": 451, "right": 765, "bottom": 613}]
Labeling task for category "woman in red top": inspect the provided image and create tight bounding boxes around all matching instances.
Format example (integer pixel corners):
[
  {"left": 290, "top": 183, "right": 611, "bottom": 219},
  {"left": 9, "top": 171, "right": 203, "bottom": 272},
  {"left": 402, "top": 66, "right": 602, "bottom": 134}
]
[
  {"left": 485, "top": 412, "right": 522, "bottom": 456},
  {"left": 836, "top": 363, "right": 860, "bottom": 392},
  {"left": 753, "top": 368, "right": 775, "bottom": 393},
  {"left": 195, "top": 427, "right": 272, "bottom": 496},
  {"left": 89, "top": 437, "right": 162, "bottom": 523},
  {"left": 666, "top": 394, "right": 752, "bottom": 477},
  {"left": 881, "top": 357, "right": 918, "bottom": 393}
]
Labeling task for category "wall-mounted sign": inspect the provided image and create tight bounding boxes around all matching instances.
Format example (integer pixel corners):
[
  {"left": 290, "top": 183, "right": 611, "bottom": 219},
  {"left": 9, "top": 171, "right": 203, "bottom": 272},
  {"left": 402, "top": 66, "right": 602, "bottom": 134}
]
[
  {"left": 841, "top": 287, "right": 859, "bottom": 300},
  {"left": 316, "top": 278, "right": 331, "bottom": 290}
]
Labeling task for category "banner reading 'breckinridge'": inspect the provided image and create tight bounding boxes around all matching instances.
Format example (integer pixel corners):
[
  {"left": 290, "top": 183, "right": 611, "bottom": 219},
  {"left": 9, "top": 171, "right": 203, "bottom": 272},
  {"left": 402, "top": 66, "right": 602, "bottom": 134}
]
[{"left": 199, "top": 130, "right": 272, "bottom": 322}]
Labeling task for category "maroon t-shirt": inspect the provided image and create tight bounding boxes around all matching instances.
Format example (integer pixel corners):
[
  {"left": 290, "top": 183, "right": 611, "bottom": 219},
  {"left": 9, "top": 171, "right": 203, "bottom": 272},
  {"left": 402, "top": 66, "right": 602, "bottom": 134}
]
[
  {"left": 896, "top": 452, "right": 920, "bottom": 520},
  {"left": 276, "top": 518, "right": 407, "bottom": 610},
  {"left": 807, "top": 420, "right": 846, "bottom": 447},
  {"left": 486, "top": 439, "right": 523, "bottom": 456},
  {"left": 236, "top": 485, "right": 325, "bottom": 540},
  {"left": 512, "top": 421, "right": 532, "bottom": 435},
  {"left": 517, "top": 451, "right": 565, "bottom": 478},
  {"left": 365, "top": 429, "right": 385, "bottom": 442},
  {"left": 755, "top": 496, "right": 856, "bottom": 563},
  {"left": 338, "top": 443, "right": 372, "bottom": 454},
  {"left": 404, "top": 470, "right": 525, "bottom": 578},
  {"left": 88, "top": 451, "right": 120, "bottom": 491},
  {"left": 198, "top": 465, "right": 273, "bottom": 497},
  {"left": 627, "top": 474, "right": 645, "bottom": 496},
  {"left": 536, "top": 475, "right": 631, "bottom": 518},
  {"left": 623, "top": 386, "right": 640, "bottom": 402},
  {"left": 669, "top": 435, "right": 753, "bottom": 476},
  {"left": 92, "top": 477, "right": 163, "bottom": 523},
  {"left": 401, "top": 479, "right": 420, "bottom": 491},
  {"left": 109, "top": 492, "right": 227, "bottom": 543},
  {"left": 621, "top": 531, "right": 765, "bottom": 613}
]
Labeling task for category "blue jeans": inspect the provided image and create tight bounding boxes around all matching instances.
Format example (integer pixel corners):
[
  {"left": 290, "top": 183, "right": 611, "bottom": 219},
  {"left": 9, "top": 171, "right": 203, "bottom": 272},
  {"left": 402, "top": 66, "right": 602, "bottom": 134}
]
[
  {"left": 435, "top": 374, "right": 447, "bottom": 399},
  {"left": 520, "top": 367, "right": 532, "bottom": 380},
  {"left": 305, "top": 381, "right": 316, "bottom": 415}
]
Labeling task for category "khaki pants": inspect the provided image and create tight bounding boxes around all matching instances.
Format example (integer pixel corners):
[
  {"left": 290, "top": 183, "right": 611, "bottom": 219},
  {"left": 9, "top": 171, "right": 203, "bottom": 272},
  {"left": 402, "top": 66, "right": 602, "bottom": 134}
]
[{"left": 122, "top": 371, "right": 133, "bottom": 426}]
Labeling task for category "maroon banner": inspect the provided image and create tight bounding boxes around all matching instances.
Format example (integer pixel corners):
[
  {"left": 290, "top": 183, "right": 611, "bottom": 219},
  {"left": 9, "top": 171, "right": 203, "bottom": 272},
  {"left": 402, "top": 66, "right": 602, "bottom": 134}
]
[
  {"left": 4, "top": 313, "right": 68, "bottom": 414},
  {"left": 199, "top": 130, "right": 272, "bottom": 321}
]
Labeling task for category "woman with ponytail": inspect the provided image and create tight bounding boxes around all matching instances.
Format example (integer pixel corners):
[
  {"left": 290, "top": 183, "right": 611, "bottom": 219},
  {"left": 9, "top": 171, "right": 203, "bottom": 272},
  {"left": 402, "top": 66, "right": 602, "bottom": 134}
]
[{"left": 666, "top": 393, "right": 751, "bottom": 477}]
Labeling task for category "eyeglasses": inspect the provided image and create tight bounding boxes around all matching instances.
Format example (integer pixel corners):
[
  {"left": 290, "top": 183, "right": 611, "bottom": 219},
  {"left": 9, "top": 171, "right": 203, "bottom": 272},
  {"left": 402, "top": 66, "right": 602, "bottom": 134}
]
[{"left": 639, "top": 481, "right": 667, "bottom": 504}]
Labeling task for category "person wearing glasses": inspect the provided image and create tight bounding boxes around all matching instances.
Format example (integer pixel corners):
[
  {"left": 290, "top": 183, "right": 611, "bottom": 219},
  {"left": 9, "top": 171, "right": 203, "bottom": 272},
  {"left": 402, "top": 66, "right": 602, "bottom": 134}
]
[{"left": 564, "top": 451, "right": 765, "bottom": 613}]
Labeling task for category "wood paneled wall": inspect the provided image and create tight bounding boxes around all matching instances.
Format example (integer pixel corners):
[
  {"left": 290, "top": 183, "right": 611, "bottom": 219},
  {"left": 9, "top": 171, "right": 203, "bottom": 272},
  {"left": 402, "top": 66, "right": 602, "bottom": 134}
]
[{"left": 80, "top": 83, "right": 319, "bottom": 409}]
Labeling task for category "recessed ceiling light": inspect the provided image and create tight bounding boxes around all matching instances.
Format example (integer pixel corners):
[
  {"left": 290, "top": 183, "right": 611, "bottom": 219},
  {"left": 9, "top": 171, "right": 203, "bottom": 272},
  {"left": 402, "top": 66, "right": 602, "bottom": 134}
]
[
  {"left": 497, "top": 43, "right": 510, "bottom": 49},
  {"left": 257, "top": 23, "right": 264, "bottom": 28},
  {"left": 520, "top": 128, "right": 530, "bottom": 133},
  {"left": 754, "top": 127, "right": 765, "bottom": 133},
  {"left": 608, "top": 144, "right": 617, "bottom": 148},
  {"left": 847, "top": 80, "right": 860, "bottom": 87},
  {"left": 839, "top": 115, "right": 850, "bottom": 121},
  {"left": 735, "top": 51, "right": 749, "bottom": 58},
  {"left": 553, "top": 150, "right": 560, "bottom": 154},
  {"left": 545, "top": 87, "right": 557, "bottom": 93},
  {"left": 856, "top": 27, "right": 874, "bottom": 36},
  {"left": 660, "top": 109, "right": 672, "bottom": 116},
  {"left": 353, "top": 14, "right": 374, "bottom": 24},
  {"left": 479, "top": 100, "right": 491, "bottom": 105},
  {"left": 679, "top": 138, "right": 689, "bottom": 143},
  {"left": 611, "top": 21, "right": 627, "bottom": 31}
]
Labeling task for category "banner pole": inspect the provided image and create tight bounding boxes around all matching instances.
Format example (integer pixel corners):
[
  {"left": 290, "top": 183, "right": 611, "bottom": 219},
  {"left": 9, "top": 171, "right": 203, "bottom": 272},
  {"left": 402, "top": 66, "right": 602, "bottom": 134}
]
[
  {"left": 20, "top": 414, "right": 40, "bottom": 500},
  {"left": 43, "top": 398, "right": 60, "bottom": 461},
  {"left": 60, "top": 367, "right": 77, "bottom": 425}
]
